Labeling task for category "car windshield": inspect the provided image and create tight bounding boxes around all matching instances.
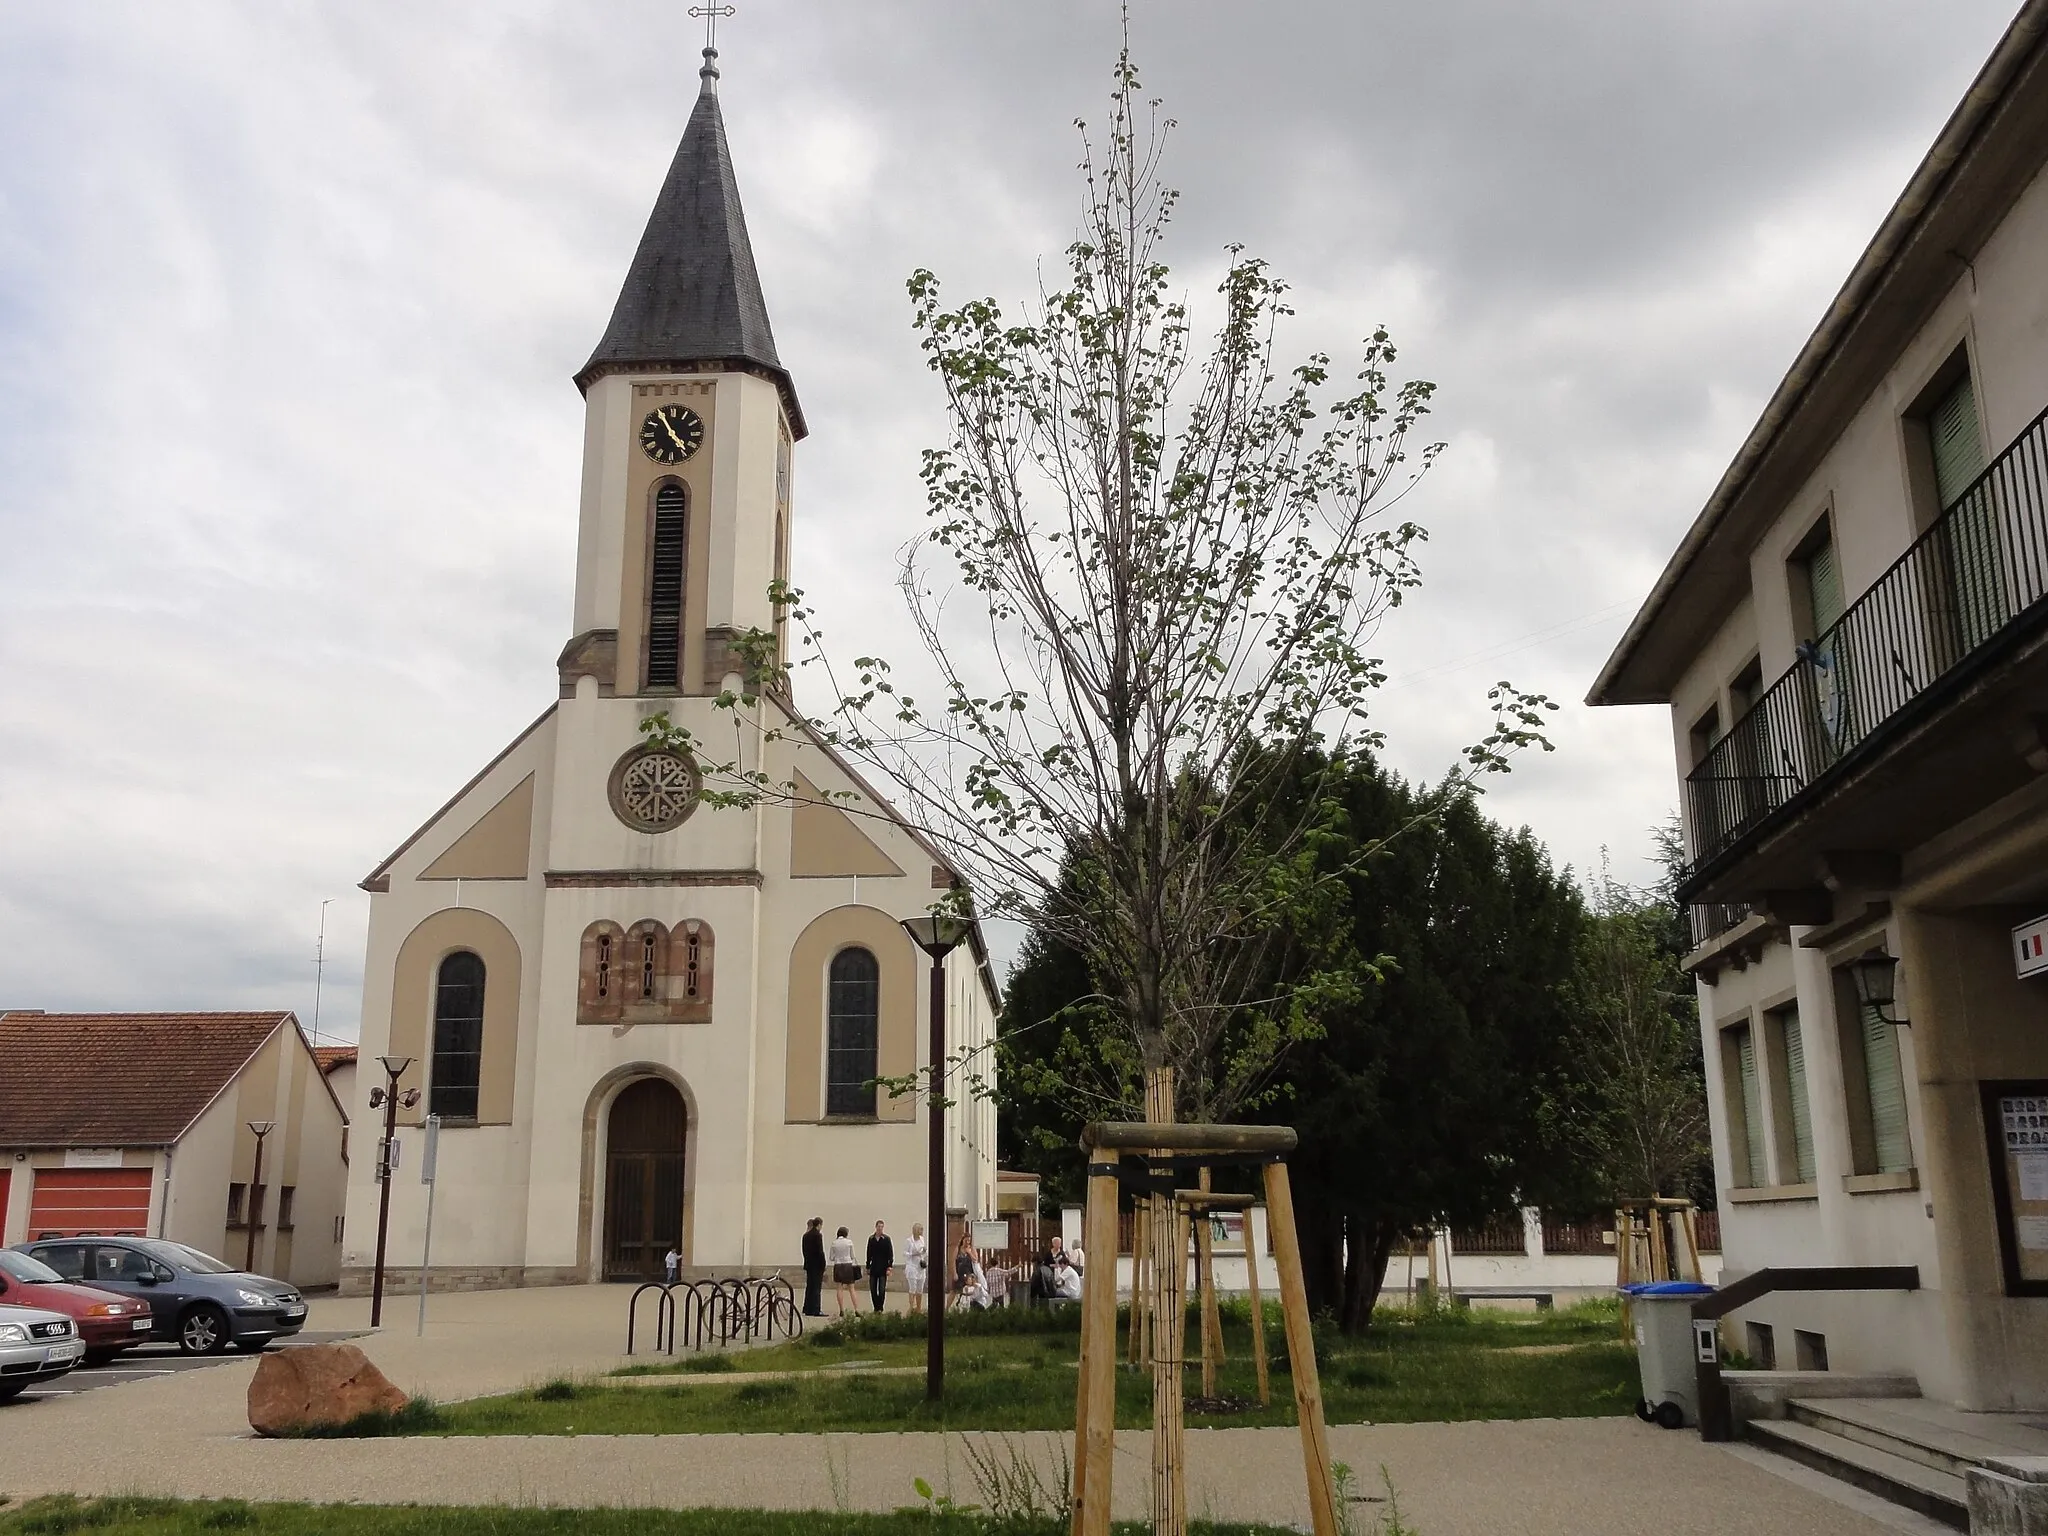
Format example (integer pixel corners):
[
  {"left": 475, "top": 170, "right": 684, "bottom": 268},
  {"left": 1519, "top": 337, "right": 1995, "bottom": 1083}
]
[
  {"left": 0, "top": 1249, "right": 64, "bottom": 1284},
  {"left": 134, "top": 1239, "right": 239, "bottom": 1275}
]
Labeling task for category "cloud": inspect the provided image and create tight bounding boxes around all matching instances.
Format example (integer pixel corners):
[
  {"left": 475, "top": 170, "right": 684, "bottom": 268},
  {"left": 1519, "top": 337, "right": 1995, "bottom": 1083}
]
[{"left": 0, "top": 0, "right": 2023, "bottom": 1031}]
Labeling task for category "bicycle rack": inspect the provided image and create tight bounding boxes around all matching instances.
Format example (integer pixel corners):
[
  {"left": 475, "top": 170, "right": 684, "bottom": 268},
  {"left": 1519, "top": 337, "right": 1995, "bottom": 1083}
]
[{"left": 627, "top": 1274, "right": 803, "bottom": 1356}]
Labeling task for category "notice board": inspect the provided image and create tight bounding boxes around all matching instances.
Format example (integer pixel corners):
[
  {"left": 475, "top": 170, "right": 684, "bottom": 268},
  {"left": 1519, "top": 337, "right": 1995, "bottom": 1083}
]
[{"left": 1984, "top": 1080, "right": 2048, "bottom": 1296}]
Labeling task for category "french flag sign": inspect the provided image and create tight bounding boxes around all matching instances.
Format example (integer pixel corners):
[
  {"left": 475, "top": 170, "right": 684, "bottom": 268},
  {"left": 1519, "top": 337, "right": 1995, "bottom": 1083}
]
[{"left": 2014, "top": 915, "right": 2048, "bottom": 980}]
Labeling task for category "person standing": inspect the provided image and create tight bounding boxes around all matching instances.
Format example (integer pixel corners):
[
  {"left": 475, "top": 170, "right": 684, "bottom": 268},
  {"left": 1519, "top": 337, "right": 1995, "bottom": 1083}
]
[
  {"left": 829, "top": 1226, "right": 860, "bottom": 1316},
  {"left": 865, "top": 1220, "right": 895, "bottom": 1314},
  {"left": 801, "top": 1217, "right": 826, "bottom": 1317},
  {"left": 663, "top": 1246, "right": 680, "bottom": 1285},
  {"left": 904, "top": 1222, "right": 929, "bottom": 1315},
  {"left": 948, "top": 1232, "right": 978, "bottom": 1311}
]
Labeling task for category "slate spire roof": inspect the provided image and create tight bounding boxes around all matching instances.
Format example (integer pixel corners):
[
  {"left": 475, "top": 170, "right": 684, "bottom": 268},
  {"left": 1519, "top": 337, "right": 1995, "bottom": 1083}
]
[{"left": 577, "top": 48, "right": 803, "bottom": 436}]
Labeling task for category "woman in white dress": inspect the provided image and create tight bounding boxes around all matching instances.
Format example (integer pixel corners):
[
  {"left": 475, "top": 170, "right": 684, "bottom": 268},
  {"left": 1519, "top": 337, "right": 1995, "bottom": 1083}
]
[
  {"left": 828, "top": 1226, "right": 860, "bottom": 1317},
  {"left": 903, "top": 1223, "right": 929, "bottom": 1314}
]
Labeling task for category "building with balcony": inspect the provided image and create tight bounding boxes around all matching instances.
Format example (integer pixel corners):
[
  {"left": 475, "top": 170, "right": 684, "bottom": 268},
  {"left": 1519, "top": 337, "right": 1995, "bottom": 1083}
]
[{"left": 1590, "top": 3, "right": 2048, "bottom": 1412}]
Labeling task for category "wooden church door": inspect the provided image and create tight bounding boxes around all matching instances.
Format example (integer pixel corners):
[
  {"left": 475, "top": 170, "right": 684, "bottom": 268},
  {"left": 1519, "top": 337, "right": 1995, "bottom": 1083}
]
[{"left": 604, "top": 1078, "right": 688, "bottom": 1280}]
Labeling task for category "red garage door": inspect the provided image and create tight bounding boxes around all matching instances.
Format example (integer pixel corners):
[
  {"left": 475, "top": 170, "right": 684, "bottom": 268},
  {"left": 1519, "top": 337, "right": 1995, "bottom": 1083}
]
[
  {"left": 28, "top": 1168, "right": 152, "bottom": 1238},
  {"left": 0, "top": 1169, "right": 9, "bottom": 1243}
]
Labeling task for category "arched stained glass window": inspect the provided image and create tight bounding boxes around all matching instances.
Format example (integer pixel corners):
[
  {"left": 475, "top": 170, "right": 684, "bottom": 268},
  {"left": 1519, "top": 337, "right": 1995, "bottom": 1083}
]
[
  {"left": 825, "top": 947, "right": 880, "bottom": 1117},
  {"left": 432, "top": 951, "right": 486, "bottom": 1121}
]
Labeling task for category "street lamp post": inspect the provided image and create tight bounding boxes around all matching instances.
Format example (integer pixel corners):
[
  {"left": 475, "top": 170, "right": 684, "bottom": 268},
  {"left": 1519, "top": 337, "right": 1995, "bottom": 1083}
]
[
  {"left": 367, "top": 1055, "right": 418, "bottom": 1327},
  {"left": 901, "top": 913, "right": 968, "bottom": 1402},
  {"left": 244, "top": 1121, "right": 276, "bottom": 1274}
]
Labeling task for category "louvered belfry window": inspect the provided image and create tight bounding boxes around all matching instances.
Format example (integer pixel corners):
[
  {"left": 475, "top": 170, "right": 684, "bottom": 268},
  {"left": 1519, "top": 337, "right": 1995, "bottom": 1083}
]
[{"left": 646, "top": 484, "right": 687, "bottom": 689}]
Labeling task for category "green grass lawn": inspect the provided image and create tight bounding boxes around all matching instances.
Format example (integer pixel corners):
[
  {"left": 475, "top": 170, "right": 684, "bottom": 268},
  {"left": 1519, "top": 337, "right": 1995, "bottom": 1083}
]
[
  {"left": 329, "top": 1297, "right": 1636, "bottom": 1438},
  {"left": 0, "top": 1498, "right": 1290, "bottom": 1536}
]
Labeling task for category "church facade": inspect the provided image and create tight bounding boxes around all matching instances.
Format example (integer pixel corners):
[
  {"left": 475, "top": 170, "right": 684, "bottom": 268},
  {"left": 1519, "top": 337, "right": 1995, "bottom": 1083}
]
[{"left": 339, "top": 50, "right": 999, "bottom": 1292}]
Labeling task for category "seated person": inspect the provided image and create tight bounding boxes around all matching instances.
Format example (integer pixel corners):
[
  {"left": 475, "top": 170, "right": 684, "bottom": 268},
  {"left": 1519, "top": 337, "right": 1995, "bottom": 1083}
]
[
  {"left": 1031, "top": 1247, "right": 1059, "bottom": 1305},
  {"left": 958, "top": 1264, "right": 991, "bottom": 1310},
  {"left": 1052, "top": 1253, "right": 1083, "bottom": 1302}
]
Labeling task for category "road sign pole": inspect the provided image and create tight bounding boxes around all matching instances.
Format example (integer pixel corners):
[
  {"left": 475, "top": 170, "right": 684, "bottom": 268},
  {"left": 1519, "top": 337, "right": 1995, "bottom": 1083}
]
[{"left": 416, "top": 1115, "right": 440, "bottom": 1338}]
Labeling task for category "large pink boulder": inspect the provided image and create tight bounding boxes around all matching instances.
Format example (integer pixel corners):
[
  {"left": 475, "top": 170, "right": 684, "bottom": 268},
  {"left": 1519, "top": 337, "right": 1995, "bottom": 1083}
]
[{"left": 248, "top": 1343, "right": 407, "bottom": 1436}]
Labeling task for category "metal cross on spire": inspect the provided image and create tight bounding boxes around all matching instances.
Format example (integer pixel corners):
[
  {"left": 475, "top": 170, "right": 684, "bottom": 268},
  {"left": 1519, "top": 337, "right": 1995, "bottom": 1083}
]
[{"left": 689, "top": 3, "right": 736, "bottom": 52}]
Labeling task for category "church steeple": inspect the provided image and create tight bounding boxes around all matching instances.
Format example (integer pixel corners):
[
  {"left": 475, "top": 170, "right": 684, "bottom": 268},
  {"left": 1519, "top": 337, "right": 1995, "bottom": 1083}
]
[{"left": 577, "top": 48, "right": 803, "bottom": 437}]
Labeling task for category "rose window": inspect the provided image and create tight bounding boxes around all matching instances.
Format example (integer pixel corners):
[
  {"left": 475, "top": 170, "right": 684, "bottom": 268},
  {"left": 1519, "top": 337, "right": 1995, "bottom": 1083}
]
[{"left": 608, "top": 747, "right": 702, "bottom": 832}]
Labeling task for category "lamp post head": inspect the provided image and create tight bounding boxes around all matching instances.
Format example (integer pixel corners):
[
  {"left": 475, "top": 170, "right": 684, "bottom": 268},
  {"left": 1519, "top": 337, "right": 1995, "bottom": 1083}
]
[
  {"left": 378, "top": 1055, "right": 414, "bottom": 1080},
  {"left": 247, "top": 1120, "right": 276, "bottom": 1139},
  {"left": 1848, "top": 952, "right": 1901, "bottom": 1023},
  {"left": 900, "top": 914, "right": 969, "bottom": 958}
]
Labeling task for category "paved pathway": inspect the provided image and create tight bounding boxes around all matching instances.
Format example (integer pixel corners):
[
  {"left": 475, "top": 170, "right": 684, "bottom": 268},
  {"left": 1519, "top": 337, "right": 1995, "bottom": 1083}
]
[
  {"left": 0, "top": 1285, "right": 1924, "bottom": 1535},
  {"left": 16, "top": 1332, "right": 365, "bottom": 1401}
]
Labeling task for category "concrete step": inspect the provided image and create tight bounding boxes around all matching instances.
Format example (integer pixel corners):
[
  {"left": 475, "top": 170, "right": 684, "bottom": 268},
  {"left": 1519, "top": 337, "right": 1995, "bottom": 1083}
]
[
  {"left": 1789, "top": 1399, "right": 1978, "bottom": 1479},
  {"left": 1786, "top": 1394, "right": 2048, "bottom": 1473},
  {"left": 1747, "top": 1417, "right": 1968, "bottom": 1531}
]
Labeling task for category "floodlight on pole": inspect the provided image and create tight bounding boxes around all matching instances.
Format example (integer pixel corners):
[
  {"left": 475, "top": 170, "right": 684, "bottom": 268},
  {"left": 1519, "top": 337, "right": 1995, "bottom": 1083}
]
[
  {"left": 369, "top": 1055, "right": 415, "bottom": 1327},
  {"left": 244, "top": 1121, "right": 277, "bottom": 1274},
  {"left": 901, "top": 911, "right": 969, "bottom": 1402}
]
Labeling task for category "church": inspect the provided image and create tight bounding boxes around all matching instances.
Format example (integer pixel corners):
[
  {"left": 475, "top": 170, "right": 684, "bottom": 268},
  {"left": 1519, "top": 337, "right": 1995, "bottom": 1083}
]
[{"left": 339, "top": 47, "right": 1000, "bottom": 1291}]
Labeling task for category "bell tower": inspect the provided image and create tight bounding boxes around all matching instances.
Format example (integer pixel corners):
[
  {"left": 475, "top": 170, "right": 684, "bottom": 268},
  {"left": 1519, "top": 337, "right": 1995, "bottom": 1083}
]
[{"left": 557, "top": 45, "right": 803, "bottom": 704}]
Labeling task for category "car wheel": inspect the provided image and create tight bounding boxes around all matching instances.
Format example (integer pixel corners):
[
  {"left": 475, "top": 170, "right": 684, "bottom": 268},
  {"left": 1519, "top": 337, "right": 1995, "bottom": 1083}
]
[
  {"left": 0, "top": 1379, "right": 26, "bottom": 1402},
  {"left": 232, "top": 1339, "right": 268, "bottom": 1354},
  {"left": 82, "top": 1349, "right": 119, "bottom": 1367},
  {"left": 179, "top": 1304, "right": 231, "bottom": 1356}
]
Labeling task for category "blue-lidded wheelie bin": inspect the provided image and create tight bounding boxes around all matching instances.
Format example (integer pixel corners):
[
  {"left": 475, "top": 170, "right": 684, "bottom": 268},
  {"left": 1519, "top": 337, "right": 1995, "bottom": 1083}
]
[{"left": 1621, "top": 1281, "right": 1716, "bottom": 1428}]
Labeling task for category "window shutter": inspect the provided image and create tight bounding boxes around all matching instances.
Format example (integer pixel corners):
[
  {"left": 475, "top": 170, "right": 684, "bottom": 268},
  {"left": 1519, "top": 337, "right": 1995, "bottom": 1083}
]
[
  {"left": 1781, "top": 1010, "right": 1816, "bottom": 1184},
  {"left": 1861, "top": 1003, "right": 1912, "bottom": 1173},
  {"left": 1930, "top": 373, "right": 2004, "bottom": 651},
  {"left": 1930, "top": 374, "right": 1985, "bottom": 509},
  {"left": 1736, "top": 1026, "right": 1767, "bottom": 1187},
  {"left": 1807, "top": 535, "right": 1845, "bottom": 637}
]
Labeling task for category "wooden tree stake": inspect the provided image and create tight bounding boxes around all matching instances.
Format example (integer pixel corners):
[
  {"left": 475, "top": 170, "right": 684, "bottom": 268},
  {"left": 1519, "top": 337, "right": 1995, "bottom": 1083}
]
[
  {"left": 1264, "top": 1160, "right": 1339, "bottom": 1536},
  {"left": 1244, "top": 1202, "right": 1269, "bottom": 1405},
  {"left": 1150, "top": 1199, "right": 1190, "bottom": 1535},
  {"left": 1072, "top": 1149, "right": 1121, "bottom": 1536},
  {"left": 1128, "top": 1198, "right": 1149, "bottom": 1366},
  {"left": 1195, "top": 1168, "right": 1221, "bottom": 1399}
]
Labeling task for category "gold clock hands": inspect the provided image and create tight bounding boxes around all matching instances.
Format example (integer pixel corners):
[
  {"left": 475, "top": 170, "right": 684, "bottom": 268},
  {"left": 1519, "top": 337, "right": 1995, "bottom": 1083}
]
[{"left": 662, "top": 413, "right": 688, "bottom": 453}]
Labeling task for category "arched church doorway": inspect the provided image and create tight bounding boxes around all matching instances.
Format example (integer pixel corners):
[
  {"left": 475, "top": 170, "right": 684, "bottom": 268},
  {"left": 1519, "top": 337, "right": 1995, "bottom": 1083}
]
[{"left": 603, "top": 1077, "right": 688, "bottom": 1281}]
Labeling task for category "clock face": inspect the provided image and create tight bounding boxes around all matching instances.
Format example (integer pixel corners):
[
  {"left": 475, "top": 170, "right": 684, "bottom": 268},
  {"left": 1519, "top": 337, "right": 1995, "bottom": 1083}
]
[{"left": 639, "top": 404, "right": 705, "bottom": 465}]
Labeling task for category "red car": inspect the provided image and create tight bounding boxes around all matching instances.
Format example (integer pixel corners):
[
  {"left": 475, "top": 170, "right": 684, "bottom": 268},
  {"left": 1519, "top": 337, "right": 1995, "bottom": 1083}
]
[{"left": 0, "top": 1248, "right": 153, "bottom": 1364}]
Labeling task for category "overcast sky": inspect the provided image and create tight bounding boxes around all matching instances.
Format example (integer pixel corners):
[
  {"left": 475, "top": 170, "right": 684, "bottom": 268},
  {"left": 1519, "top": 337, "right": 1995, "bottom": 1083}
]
[{"left": 0, "top": 0, "right": 2023, "bottom": 1042}]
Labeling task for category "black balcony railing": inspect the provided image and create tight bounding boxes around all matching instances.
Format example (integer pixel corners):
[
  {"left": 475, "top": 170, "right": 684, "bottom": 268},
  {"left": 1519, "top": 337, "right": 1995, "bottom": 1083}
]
[
  {"left": 1687, "top": 900, "right": 1759, "bottom": 949},
  {"left": 1684, "top": 401, "right": 2048, "bottom": 882}
]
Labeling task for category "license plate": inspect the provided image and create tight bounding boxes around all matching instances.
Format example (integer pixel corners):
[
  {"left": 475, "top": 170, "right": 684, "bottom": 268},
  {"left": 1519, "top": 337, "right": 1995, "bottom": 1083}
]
[
  {"left": 46, "top": 1341, "right": 84, "bottom": 1363},
  {"left": 132, "top": 1317, "right": 153, "bottom": 1331}
]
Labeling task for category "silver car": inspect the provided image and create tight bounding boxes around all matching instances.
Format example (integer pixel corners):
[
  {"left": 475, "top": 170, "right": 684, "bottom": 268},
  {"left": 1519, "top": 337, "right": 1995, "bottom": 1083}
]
[{"left": 0, "top": 1303, "right": 84, "bottom": 1401}]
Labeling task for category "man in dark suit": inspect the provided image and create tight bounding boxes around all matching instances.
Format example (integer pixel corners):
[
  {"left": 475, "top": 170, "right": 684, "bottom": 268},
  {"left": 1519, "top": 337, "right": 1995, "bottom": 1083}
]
[
  {"left": 865, "top": 1220, "right": 895, "bottom": 1313},
  {"left": 801, "top": 1217, "right": 827, "bottom": 1316}
]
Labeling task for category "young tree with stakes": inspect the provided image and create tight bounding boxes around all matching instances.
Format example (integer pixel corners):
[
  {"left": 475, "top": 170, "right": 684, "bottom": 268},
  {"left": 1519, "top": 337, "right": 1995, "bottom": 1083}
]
[{"left": 645, "top": 33, "right": 1555, "bottom": 1535}]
